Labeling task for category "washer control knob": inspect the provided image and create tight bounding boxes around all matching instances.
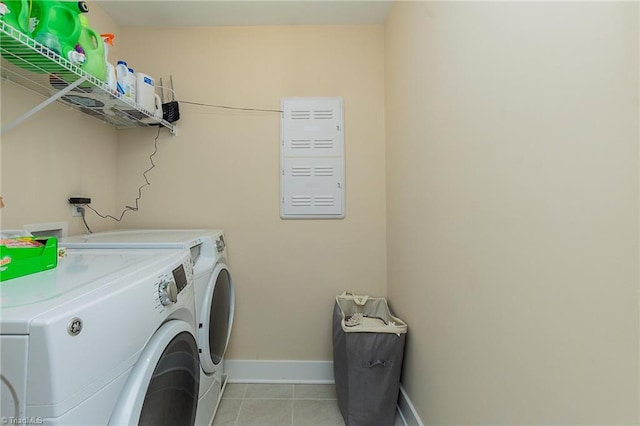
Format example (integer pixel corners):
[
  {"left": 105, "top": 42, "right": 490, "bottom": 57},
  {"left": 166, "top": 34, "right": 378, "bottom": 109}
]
[
  {"left": 215, "top": 237, "right": 225, "bottom": 253},
  {"left": 158, "top": 278, "right": 178, "bottom": 306}
]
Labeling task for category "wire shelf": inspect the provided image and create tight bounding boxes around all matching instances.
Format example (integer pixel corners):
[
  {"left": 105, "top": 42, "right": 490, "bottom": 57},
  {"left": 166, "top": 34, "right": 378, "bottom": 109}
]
[{"left": 0, "top": 21, "right": 176, "bottom": 134}]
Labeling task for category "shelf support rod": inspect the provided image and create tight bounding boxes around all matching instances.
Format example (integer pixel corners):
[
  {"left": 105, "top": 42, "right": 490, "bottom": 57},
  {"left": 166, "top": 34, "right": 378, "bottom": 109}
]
[{"left": 1, "top": 77, "right": 86, "bottom": 135}]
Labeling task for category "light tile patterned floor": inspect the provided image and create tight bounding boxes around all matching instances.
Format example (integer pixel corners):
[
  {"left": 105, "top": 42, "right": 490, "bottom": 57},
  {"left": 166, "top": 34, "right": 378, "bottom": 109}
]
[{"left": 212, "top": 383, "right": 404, "bottom": 426}]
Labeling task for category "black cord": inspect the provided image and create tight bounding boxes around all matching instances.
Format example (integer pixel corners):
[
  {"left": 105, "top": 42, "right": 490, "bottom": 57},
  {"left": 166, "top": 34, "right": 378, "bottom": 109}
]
[
  {"left": 181, "top": 100, "right": 282, "bottom": 113},
  {"left": 79, "top": 207, "right": 93, "bottom": 234},
  {"left": 84, "top": 126, "right": 162, "bottom": 222}
]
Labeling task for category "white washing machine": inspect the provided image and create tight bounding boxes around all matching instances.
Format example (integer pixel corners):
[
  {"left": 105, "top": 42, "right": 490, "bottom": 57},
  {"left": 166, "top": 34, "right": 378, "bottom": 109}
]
[
  {"left": 62, "top": 229, "right": 235, "bottom": 426},
  {"left": 0, "top": 247, "right": 199, "bottom": 425}
]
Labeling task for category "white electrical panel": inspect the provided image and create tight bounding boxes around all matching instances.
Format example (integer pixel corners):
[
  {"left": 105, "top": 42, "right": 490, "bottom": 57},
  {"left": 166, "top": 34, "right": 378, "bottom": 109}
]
[{"left": 280, "top": 97, "right": 344, "bottom": 219}]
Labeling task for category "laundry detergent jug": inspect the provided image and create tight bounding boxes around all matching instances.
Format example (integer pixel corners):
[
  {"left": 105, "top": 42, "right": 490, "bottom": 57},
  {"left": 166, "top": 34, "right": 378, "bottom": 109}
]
[
  {"left": 1, "top": 0, "right": 30, "bottom": 34},
  {"left": 0, "top": 0, "right": 36, "bottom": 71},
  {"left": 136, "top": 72, "right": 161, "bottom": 119},
  {"left": 31, "top": 1, "right": 88, "bottom": 64},
  {"left": 116, "top": 61, "right": 136, "bottom": 102},
  {"left": 76, "top": 14, "right": 106, "bottom": 81}
]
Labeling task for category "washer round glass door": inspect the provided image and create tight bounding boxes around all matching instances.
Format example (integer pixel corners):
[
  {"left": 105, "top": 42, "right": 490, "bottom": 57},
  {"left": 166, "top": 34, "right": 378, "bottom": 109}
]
[
  {"left": 198, "top": 262, "right": 235, "bottom": 374},
  {"left": 109, "top": 321, "right": 199, "bottom": 426}
]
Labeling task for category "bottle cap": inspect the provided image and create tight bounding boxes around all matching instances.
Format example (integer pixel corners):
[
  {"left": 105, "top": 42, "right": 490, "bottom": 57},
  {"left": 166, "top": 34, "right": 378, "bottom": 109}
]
[
  {"left": 101, "top": 33, "right": 115, "bottom": 46},
  {"left": 117, "top": 60, "right": 127, "bottom": 66},
  {"left": 129, "top": 68, "right": 135, "bottom": 73}
]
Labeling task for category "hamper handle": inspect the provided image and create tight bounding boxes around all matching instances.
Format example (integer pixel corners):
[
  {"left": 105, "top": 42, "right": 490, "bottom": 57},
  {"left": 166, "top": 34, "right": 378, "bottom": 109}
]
[
  {"left": 354, "top": 295, "right": 369, "bottom": 306},
  {"left": 362, "top": 360, "right": 390, "bottom": 368},
  {"left": 340, "top": 291, "right": 370, "bottom": 306}
]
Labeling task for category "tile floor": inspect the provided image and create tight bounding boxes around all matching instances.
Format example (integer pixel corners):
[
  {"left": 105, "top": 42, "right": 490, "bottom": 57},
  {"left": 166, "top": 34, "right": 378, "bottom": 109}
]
[{"left": 212, "top": 383, "right": 404, "bottom": 426}]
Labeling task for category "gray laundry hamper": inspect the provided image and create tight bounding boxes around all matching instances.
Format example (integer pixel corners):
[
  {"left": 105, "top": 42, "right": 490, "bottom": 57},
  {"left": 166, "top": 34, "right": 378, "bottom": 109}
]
[{"left": 332, "top": 291, "right": 408, "bottom": 426}]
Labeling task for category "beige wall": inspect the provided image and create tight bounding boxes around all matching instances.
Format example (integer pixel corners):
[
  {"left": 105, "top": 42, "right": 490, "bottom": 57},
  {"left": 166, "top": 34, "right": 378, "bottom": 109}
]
[
  {"left": 3, "top": 2, "right": 639, "bottom": 423},
  {"left": 0, "top": 1, "right": 120, "bottom": 236},
  {"left": 385, "top": 1, "right": 639, "bottom": 424},
  {"left": 114, "top": 25, "right": 387, "bottom": 360}
]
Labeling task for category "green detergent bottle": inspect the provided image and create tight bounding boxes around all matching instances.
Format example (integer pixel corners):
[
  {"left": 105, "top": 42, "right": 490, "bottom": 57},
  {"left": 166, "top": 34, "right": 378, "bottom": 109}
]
[
  {"left": 76, "top": 14, "right": 106, "bottom": 81},
  {"left": 0, "top": 0, "right": 40, "bottom": 71},
  {"left": 1, "top": 0, "right": 30, "bottom": 33},
  {"left": 30, "top": 1, "right": 88, "bottom": 64}
]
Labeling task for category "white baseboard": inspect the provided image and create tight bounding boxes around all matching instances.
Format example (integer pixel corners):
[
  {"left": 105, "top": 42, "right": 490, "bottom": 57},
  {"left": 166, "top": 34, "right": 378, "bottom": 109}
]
[
  {"left": 224, "top": 360, "right": 423, "bottom": 425},
  {"left": 397, "top": 385, "right": 424, "bottom": 426}
]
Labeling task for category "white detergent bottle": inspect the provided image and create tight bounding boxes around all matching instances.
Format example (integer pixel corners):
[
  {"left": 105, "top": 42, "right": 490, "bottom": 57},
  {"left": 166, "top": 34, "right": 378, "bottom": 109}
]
[
  {"left": 127, "top": 67, "right": 137, "bottom": 104},
  {"left": 136, "top": 72, "right": 163, "bottom": 122},
  {"left": 115, "top": 60, "right": 130, "bottom": 98}
]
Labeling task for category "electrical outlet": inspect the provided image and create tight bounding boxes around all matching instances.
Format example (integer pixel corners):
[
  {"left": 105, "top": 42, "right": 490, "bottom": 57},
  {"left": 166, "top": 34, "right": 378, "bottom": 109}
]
[{"left": 71, "top": 205, "right": 82, "bottom": 217}]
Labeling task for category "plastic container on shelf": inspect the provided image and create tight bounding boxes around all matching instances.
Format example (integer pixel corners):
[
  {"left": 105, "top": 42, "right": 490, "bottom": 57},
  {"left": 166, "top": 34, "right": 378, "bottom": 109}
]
[
  {"left": 31, "top": 1, "right": 88, "bottom": 65},
  {"left": 127, "top": 67, "right": 137, "bottom": 104},
  {"left": 1, "top": 0, "right": 30, "bottom": 34},
  {"left": 101, "top": 33, "right": 117, "bottom": 94},
  {"left": 0, "top": 0, "right": 37, "bottom": 71},
  {"left": 136, "top": 72, "right": 161, "bottom": 118},
  {"left": 76, "top": 14, "right": 106, "bottom": 81},
  {"left": 116, "top": 60, "right": 133, "bottom": 101}
]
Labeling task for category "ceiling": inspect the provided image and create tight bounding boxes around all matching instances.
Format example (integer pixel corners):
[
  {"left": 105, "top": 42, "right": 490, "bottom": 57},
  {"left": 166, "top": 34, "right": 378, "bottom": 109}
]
[{"left": 95, "top": 0, "right": 394, "bottom": 27}]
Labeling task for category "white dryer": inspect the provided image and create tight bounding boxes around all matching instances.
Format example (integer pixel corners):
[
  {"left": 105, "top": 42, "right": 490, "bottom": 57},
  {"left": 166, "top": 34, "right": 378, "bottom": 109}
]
[
  {"left": 62, "top": 229, "right": 235, "bottom": 426},
  {"left": 0, "top": 248, "right": 199, "bottom": 425}
]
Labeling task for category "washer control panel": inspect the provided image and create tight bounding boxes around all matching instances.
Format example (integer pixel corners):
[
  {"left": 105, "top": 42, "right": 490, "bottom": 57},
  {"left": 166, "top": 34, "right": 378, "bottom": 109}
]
[
  {"left": 215, "top": 236, "right": 226, "bottom": 253},
  {"left": 158, "top": 277, "right": 178, "bottom": 306},
  {"left": 157, "top": 261, "right": 193, "bottom": 306},
  {"left": 171, "top": 263, "right": 189, "bottom": 293}
]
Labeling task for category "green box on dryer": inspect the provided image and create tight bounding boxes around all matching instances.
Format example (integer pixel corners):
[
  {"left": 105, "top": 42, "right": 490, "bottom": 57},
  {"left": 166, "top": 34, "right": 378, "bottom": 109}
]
[{"left": 0, "top": 237, "right": 58, "bottom": 281}]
